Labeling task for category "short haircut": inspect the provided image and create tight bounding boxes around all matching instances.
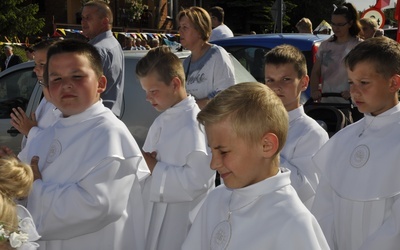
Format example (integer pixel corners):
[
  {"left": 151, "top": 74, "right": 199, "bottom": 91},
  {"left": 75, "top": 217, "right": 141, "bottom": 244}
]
[
  {"left": 83, "top": 1, "right": 113, "bottom": 25},
  {"left": 197, "top": 82, "right": 288, "bottom": 154},
  {"left": 264, "top": 44, "right": 307, "bottom": 78},
  {"left": 44, "top": 39, "right": 103, "bottom": 86},
  {"left": 177, "top": 6, "right": 212, "bottom": 42},
  {"left": 32, "top": 39, "right": 56, "bottom": 52},
  {"left": 136, "top": 46, "right": 185, "bottom": 87},
  {"left": 359, "top": 17, "right": 378, "bottom": 30},
  {"left": 332, "top": 3, "right": 361, "bottom": 39},
  {"left": 296, "top": 18, "right": 313, "bottom": 33},
  {"left": 209, "top": 6, "right": 225, "bottom": 23},
  {"left": 0, "top": 157, "right": 33, "bottom": 232},
  {"left": 345, "top": 36, "right": 400, "bottom": 79}
]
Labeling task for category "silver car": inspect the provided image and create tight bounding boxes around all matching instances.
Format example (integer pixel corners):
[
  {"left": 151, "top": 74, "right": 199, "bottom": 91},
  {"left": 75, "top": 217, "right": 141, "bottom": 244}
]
[{"left": 0, "top": 50, "right": 255, "bottom": 153}]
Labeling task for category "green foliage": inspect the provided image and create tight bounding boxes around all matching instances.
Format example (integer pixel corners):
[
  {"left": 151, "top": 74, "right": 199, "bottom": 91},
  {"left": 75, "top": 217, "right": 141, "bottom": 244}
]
[{"left": 0, "top": 0, "right": 44, "bottom": 39}]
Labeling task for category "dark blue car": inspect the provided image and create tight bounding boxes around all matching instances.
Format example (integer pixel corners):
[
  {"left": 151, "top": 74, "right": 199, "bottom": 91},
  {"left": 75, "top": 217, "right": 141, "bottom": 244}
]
[{"left": 212, "top": 33, "right": 331, "bottom": 99}]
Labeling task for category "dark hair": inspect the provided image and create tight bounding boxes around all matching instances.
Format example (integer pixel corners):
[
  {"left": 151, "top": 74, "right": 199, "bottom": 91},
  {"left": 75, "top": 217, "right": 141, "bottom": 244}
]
[
  {"left": 209, "top": 6, "right": 224, "bottom": 23},
  {"left": 345, "top": 36, "right": 400, "bottom": 79},
  {"left": 331, "top": 3, "right": 361, "bottom": 41},
  {"left": 136, "top": 46, "right": 185, "bottom": 86},
  {"left": 264, "top": 44, "right": 307, "bottom": 78},
  {"left": 44, "top": 39, "right": 103, "bottom": 86},
  {"left": 31, "top": 39, "right": 56, "bottom": 52}
]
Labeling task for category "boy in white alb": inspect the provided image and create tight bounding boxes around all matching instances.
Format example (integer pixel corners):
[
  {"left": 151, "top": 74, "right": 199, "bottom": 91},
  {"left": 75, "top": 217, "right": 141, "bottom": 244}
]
[
  {"left": 264, "top": 44, "right": 329, "bottom": 209},
  {"left": 10, "top": 40, "right": 60, "bottom": 152},
  {"left": 136, "top": 46, "right": 215, "bottom": 250},
  {"left": 182, "top": 82, "right": 329, "bottom": 250},
  {"left": 18, "top": 39, "right": 149, "bottom": 250},
  {"left": 312, "top": 37, "right": 400, "bottom": 249}
]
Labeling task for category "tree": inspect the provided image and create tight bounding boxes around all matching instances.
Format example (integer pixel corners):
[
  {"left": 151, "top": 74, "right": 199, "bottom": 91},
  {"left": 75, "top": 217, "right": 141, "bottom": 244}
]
[
  {"left": 210, "top": 0, "right": 345, "bottom": 34},
  {"left": 0, "top": 0, "right": 45, "bottom": 39}
]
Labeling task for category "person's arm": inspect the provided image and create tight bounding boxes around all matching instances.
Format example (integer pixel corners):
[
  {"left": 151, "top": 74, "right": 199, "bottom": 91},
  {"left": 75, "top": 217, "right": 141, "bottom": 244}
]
[
  {"left": 148, "top": 151, "right": 215, "bottom": 203},
  {"left": 310, "top": 58, "right": 322, "bottom": 101},
  {"left": 27, "top": 157, "right": 139, "bottom": 240},
  {"left": 358, "top": 194, "right": 400, "bottom": 249}
]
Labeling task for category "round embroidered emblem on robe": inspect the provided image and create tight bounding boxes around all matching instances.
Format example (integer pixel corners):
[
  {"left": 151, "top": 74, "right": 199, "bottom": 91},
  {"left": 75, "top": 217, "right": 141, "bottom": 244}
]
[{"left": 350, "top": 144, "right": 369, "bottom": 168}]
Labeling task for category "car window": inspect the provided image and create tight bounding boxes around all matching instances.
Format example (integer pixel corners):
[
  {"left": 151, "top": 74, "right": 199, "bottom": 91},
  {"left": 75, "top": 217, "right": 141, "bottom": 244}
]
[
  {"left": 0, "top": 68, "right": 37, "bottom": 118},
  {"left": 223, "top": 46, "right": 269, "bottom": 83}
]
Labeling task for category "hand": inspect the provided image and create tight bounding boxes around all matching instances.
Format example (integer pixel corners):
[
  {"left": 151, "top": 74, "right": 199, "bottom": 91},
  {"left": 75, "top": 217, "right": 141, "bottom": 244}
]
[
  {"left": 341, "top": 90, "right": 351, "bottom": 100},
  {"left": 30, "top": 156, "right": 42, "bottom": 180},
  {"left": 0, "top": 146, "right": 16, "bottom": 158},
  {"left": 310, "top": 90, "right": 322, "bottom": 102},
  {"left": 142, "top": 151, "right": 157, "bottom": 173},
  {"left": 10, "top": 107, "right": 37, "bottom": 136}
]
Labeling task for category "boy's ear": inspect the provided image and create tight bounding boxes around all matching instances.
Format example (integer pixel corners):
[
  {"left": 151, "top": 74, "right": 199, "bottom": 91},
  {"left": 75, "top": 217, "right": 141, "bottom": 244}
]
[
  {"left": 171, "top": 76, "right": 182, "bottom": 90},
  {"left": 97, "top": 75, "right": 107, "bottom": 94},
  {"left": 300, "top": 75, "right": 309, "bottom": 91},
  {"left": 261, "top": 132, "right": 279, "bottom": 158},
  {"left": 389, "top": 74, "right": 400, "bottom": 92}
]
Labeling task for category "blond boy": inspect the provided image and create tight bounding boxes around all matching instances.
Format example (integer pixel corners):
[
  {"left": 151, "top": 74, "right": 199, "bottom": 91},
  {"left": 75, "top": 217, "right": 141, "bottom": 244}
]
[
  {"left": 264, "top": 44, "right": 329, "bottom": 209},
  {"left": 312, "top": 36, "right": 400, "bottom": 249},
  {"left": 182, "top": 82, "right": 329, "bottom": 249}
]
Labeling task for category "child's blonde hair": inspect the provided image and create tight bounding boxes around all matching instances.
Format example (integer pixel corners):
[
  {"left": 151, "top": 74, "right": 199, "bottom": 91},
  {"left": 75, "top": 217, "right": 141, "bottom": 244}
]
[
  {"left": 0, "top": 157, "right": 33, "bottom": 233},
  {"left": 136, "top": 46, "right": 185, "bottom": 86},
  {"left": 198, "top": 82, "right": 288, "bottom": 156}
]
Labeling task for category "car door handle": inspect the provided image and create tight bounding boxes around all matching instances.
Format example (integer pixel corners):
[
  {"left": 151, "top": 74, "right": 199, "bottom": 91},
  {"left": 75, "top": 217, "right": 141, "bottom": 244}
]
[{"left": 7, "top": 127, "right": 20, "bottom": 137}]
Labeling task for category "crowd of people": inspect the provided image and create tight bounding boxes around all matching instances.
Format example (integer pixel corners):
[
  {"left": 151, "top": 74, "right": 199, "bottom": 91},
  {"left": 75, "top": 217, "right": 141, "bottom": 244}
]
[{"left": 1, "top": 1, "right": 400, "bottom": 250}]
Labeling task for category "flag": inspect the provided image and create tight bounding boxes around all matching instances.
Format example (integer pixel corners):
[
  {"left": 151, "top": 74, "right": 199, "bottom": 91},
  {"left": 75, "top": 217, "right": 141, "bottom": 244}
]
[{"left": 374, "top": 0, "right": 391, "bottom": 9}]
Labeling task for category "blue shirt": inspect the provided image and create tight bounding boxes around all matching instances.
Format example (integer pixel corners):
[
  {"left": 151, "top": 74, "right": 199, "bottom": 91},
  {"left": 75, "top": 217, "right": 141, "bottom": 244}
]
[{"left": 89, "top": 30, "right": 124, "bottom": 117}]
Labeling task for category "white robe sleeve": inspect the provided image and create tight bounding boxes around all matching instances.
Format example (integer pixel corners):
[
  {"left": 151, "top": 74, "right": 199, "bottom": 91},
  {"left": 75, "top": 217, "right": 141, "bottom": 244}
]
[
  {"left": 149, "top": 151, "right": 214, "bottom": 203},
  {"left": 28, "top": 157, "right": 138, "bottom": 240}
]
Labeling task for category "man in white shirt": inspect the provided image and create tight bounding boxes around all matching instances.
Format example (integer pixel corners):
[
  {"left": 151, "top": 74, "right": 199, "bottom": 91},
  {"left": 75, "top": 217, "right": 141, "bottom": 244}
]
[{"left": 209, "top": 6, "right": 234, "bottom": 42}]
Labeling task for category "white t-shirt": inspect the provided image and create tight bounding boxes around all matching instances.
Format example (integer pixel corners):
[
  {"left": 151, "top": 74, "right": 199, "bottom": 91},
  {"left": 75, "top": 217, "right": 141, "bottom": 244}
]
[
  {"left": 183, "top": 45, "right": 235, "bottom": 100},
  {"left": 142, "top": 96, "right": 215, "bottom": 250},
  {"left": 209, "top": 24, "right": 234, "bottom": 42},
  {"left": 183, "top": 169, "right": 329, "bottom": 250},
  {"left": 312, "top": 103, "right": 400, "bottom": 249}
]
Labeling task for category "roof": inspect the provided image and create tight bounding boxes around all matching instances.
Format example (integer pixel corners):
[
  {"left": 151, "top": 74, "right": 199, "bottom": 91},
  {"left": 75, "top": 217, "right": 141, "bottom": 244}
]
[{"left": 212, "top": 33, "right": 331, "bottom": 51}]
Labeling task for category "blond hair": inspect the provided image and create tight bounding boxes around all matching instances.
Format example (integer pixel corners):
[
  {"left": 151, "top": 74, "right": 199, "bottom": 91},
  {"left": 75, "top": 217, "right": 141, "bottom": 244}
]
[
  {"left": 198, "top": 82, "right": 288, "bottom": 158},
  {"left": 296, "top": 18, "right": 313, "bottom": 33},
  {"left": 136, "top": 46, "right": 185, "bottom": 86},
  {"left": 0, "top": 157, "right": 33, "bottom": 232},
  {"left": 177, "top": 6, "right": 212, "bottom": 41}
]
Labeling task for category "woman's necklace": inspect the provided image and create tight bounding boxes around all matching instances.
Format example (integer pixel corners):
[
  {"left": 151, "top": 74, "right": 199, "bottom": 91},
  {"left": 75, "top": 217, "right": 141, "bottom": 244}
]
[{"left": 210, "top": 192, "right": 262, "bottom": 250}]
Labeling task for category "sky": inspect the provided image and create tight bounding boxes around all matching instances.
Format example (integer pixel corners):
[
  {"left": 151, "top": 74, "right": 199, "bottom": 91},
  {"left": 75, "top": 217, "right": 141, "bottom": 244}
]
[{"left": 348, "top": 0, "right": 396, "bottom": 12}]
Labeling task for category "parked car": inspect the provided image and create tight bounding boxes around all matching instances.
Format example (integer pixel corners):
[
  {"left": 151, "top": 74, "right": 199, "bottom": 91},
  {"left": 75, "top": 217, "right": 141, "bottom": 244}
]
[
  {"left": 212, "top": 33, "right": 331, "bottom": 99},
  {"left": 0, "top": 50, "right": 255, "bottom": 153}
]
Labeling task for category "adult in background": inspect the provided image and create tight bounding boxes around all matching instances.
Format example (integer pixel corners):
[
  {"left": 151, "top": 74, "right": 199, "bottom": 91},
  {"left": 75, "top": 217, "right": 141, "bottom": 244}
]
[
  {"left": 360, "top": 17, "right": 378, "bottom": 39},
  {"left": 208, "top": 6, "right": 234, "bottom": 42},
  {"left": 310, "top": 2, "right": 362, "bottom": 104},
  {"left": 178, "top": 6, "right": 235, "bottom": 109},
  {"left": 1, "top": 45, "right": 23, "bottom": 71},
  {"left": 81, "top": 1, "right": 124, "bottom": 117},
  {"left": 296, "top": 17, "right": 313, "bottom": 33}
]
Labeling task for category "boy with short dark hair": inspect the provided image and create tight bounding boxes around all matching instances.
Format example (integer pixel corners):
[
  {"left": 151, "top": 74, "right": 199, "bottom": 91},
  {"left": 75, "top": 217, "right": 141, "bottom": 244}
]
[
  {"left": 18, "top": 39, "right": 149, "bottom": 250},
  {"left": 182, "top": 82, "right": 329, "bottom": 249},
  {"left": 312, "top": 36, "right": 400, "bottom": 249},
  {"left": 264, "top": 44, "right": 329, "bottom": 209},
  {"left": 136, "top": 46, "right": 215, "bottom": 250}
]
